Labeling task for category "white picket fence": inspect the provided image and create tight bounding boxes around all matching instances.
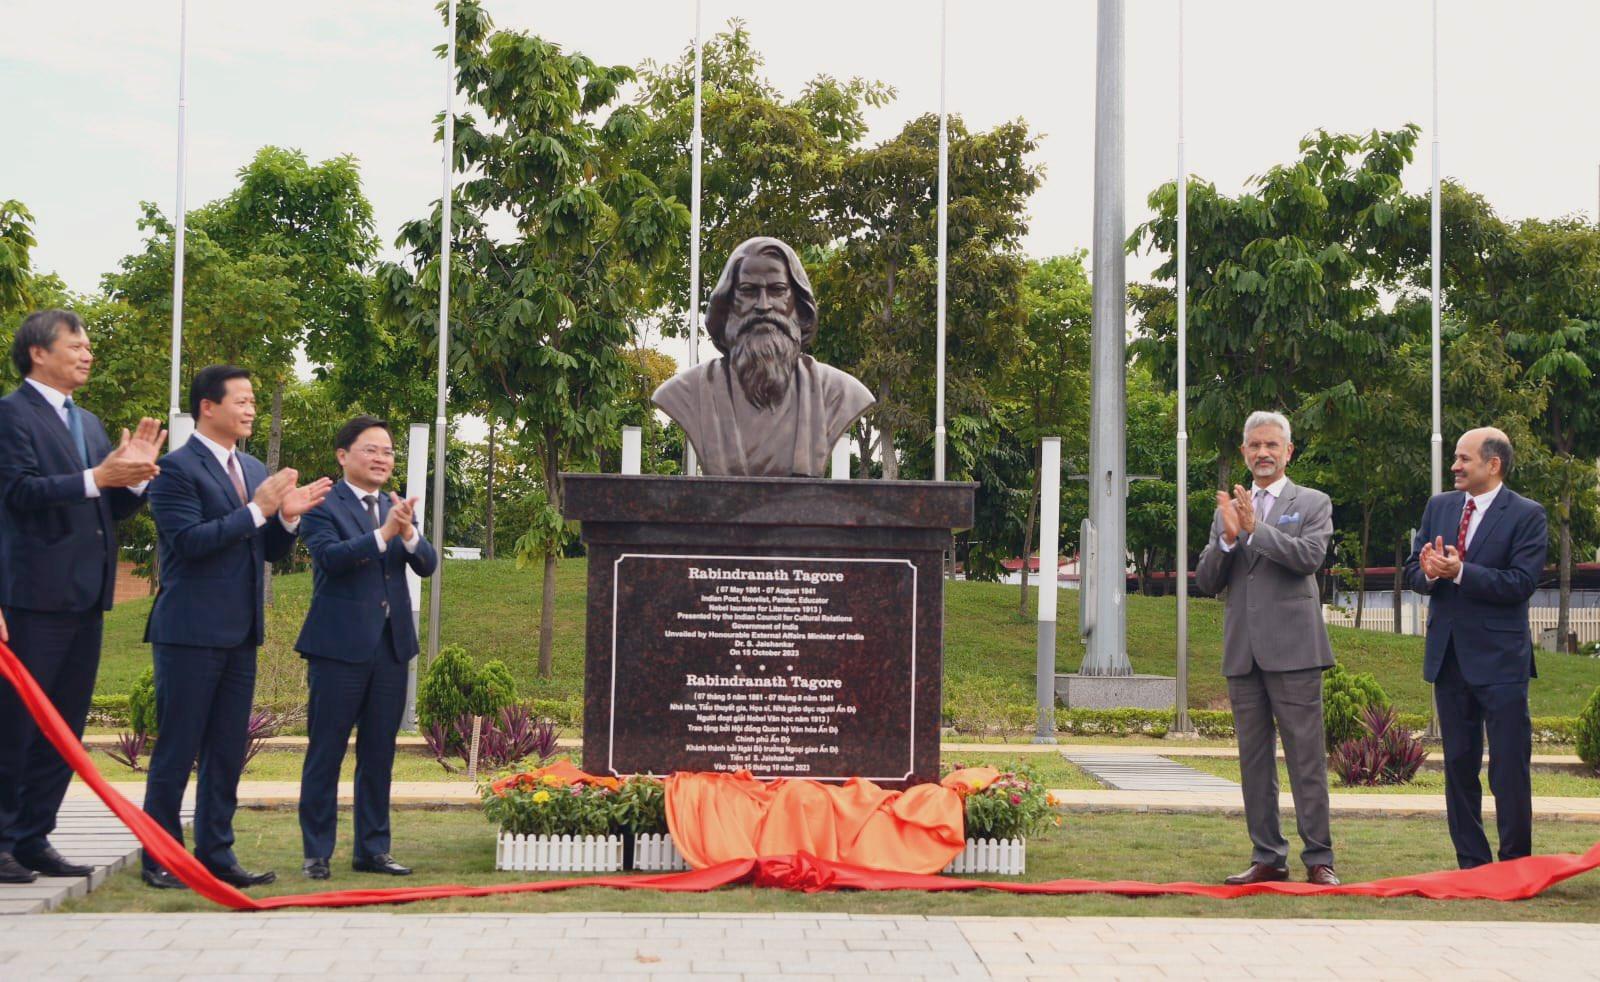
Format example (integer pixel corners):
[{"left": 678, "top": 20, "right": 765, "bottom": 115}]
[
  {"left": 494, "top": 832, "right": 1026, "bottom": 875},
  {"left": 495, "top": 833, "right": 623, "bottom": 872},
  {"left": 943, "top": 838, "right": 1026, "bottom": 875},
  {"left": 633, "top": 833, "right": 690, "bottom": 872},
  {"left": 1323, "top": 605, "right": 1600, "bottom": 645}
]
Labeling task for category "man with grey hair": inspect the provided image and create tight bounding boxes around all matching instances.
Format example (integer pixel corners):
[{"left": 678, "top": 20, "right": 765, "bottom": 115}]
[
  {"left": 1197, "top": 410, "right": 1339, "bottom": 886},
  {"left": 0, "top": 309, "right": 165, "bottom": 884},
  {"left": 652, "top": 237, "right": 874, "bottom": 477},
  {"left": 1404, "top": 427, "right": 1546, "bottom": 868}
]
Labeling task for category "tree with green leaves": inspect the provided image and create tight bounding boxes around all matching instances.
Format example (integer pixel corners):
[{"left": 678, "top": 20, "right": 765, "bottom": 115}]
[
  {"left": 379, "top": 0, "right": 687, "bottom": 678},
  {"left": 632, "top": 21, "right": 889, "bottom": 325},
  {"left": 1, "top": 200, "right": 68, "bottom": 342},
  {"left": 1004, "top": 253, "right": 1091, "bottom": 612},
  {"left": 814, "top": 113, "right": 1040, "bottom": 480},
  {"left": 1131, "top": 126, "right": 1425, "bottom": 490}
]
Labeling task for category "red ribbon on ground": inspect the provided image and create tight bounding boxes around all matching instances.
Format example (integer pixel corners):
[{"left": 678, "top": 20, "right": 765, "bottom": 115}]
[{"left": 3, "top": 639, "right": 1598, "bottom": 910}]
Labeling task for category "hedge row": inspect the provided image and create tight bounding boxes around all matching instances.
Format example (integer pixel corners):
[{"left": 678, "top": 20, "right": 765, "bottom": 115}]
[{"left": 87, "top": 693, "right": 586, "bottom": 732}]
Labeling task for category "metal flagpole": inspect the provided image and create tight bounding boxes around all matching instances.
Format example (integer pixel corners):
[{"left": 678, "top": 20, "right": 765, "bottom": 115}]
[
  {"left": 167, "top": 0, "right": 189, "bottom": 448},
  {"left": 1173, "top": 0, "right": 1191, "bottom": 732},
  {"left": 684, "top": 0, "right": 704, "bottom": 477},
  {"left": 1426, "top": 0, "right": 1443, "bottom": 739},
  {"left": 1034, "top": 437, "right": 1061, "bottom": 742},
  {"left": 426, "top": 0, "right": 457, "bottom": 665},
  {"left": 933, "top": 0, "right": 950, "bottom": 482},
  {"left": 1082, "top": 0, "right": 1130, "bottom": 677}
]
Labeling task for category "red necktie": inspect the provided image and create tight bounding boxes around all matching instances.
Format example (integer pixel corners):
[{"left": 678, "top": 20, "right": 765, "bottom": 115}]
[{"left": 1456, "top": 497, "right": 1476, "bottom": 558}]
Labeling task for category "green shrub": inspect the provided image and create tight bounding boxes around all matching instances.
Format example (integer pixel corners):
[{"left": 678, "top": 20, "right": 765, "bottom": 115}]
[
  {"left": 1578, "top": 687, "right": 1600, "bottom": 775},
  {"left": 418, "top": 645, "right": 519, "bottom": 731},
  {"left": 528, "top": 697, "right": 583, "bottom": 728},
  {"left": 611, "top": 776, "right": 668, "bottom": 836},
  {"left": 87, "top": 694, "right": 131, "bottom": 728},
  {"left": 1322, "top": 664, "right": 1389, "bottom": 748},
  {"left": 129, "top": 668, "right": 158, "bottom": 738}
]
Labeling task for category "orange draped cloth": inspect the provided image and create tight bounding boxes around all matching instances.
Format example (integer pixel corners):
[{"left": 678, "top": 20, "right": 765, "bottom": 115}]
[{"left": 664, "top": 768, "right": 1000, "bottom": 874}]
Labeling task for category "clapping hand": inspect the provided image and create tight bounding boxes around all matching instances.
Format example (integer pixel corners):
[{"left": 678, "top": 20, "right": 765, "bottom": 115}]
[
  {"left": 1420, "top": 535, "right": 1463, "bottom": 581},
  {"left": 1216, "top": 490, "right": 1241, "bottom": 545},
  {"left": 1231, "top": 485, "right": 1258, "bottom": 536},
  {"left": 280, "top": 475, "right": 333, "bottom": 521},
  {"left": 251, "top": 469, "right": 294, "bottom": 516},
  {"left": 92, "top": 423, "right": 164, "bottom": 489},
  {"left": 380, "top": 493, "right": 420, "bottom": 542}
]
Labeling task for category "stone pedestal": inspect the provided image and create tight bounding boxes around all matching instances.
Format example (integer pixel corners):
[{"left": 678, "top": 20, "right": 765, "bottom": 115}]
[
  {"left": 562, "top": 474, "right": 975, "bottom": 789},
  {"left": 1055, "top": 672, "right": 1178, "bottom": 710}
]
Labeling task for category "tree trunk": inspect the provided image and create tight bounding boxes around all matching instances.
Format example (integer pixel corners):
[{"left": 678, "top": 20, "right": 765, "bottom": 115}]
[
  {"left": 879, "top": 420, "right": 899, "bottom": 480},
  {"left": 537, "top": 441, "right": 561, "bottom": 679},
  {"left": 1392, "top": 536, "right": 1404, "bottom": 635},
  {"left": 1559, "top": 486, "right": 1573, "bottom": 653},
  {"left": 263, "top": 380, "right": 285, "bottom": 606},
  {"left": 1353, "top": 505, "right": 1371, "bottom": 630},
  {"left": 855, "top": 424, "right": 872, "bottom": 480},
  {"left": 484, "top": 416, "right": 496, "bottom": 561},
  {"left": 1216, "top": 453, "right": 1230, "bottom": 492},
  {"left": 1018, "top": 442, "right": 1042, "bottom": 617}
]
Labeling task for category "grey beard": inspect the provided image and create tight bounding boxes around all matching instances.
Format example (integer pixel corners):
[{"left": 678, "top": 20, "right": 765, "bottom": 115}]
[{"left": 728, "top": 320, "right": 801, "bottom": 410}]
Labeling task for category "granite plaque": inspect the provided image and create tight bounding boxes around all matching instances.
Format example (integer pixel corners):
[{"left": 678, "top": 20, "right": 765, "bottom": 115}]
[
  {"left": 607, "top": 554, "right": 918, "bottom": 781},
  {"left": 562, "top": 473, "right": 976, "bottom": 789}
]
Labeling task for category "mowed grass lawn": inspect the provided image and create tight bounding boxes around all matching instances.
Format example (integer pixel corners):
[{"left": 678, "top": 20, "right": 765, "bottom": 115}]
[
  {"left": 94, "top": 559, "right": 1600, "bottom": 719},
  {"left": 58, "top": 808, "right": 1600, "bottom": 921}
]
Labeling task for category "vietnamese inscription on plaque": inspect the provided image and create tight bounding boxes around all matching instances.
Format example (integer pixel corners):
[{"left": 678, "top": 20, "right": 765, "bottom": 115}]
[{"left": 607, "top": 554, "right": 917, "bottom": 781}]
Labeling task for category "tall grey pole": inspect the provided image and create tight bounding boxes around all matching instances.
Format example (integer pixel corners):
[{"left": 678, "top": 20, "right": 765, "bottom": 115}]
[
  {"left": 1081, "top": 0, "right": 1130, "bottom": 677},
  {"left": 1173, "top": 0, "right": 1191, "bottom": 731},
  {"left": 1426, "top": 0, "right": 1442, "bottom": 739},
  {"left": 167, "top": 0, "right": 189, "bottom": 447},
  {"left": 933, "top": 0, "right": 949, "bottom": 482},
  {"left": 426, "top": 0, "right": 457, "bottom": 665},
  {"left": 684, "top": 0, "right": 704, "bottom": 477},
  {"left": 1034, "top": 437, "right": 1061, "bottom": 742}
]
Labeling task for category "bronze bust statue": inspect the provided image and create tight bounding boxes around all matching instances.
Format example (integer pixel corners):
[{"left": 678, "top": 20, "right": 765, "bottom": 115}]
[{"left": 652, "top": 237, "right": 875, "bottom": 477}]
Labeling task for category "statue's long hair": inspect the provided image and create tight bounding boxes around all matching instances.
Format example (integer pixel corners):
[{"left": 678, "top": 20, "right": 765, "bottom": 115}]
[{"left": 703, "top": 237, "right": 818, "bottom": 355}]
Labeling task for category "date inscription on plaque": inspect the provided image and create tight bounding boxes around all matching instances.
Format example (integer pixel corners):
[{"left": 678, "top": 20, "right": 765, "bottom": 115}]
[{"left": 606, "top": 554, "right": 918, "bottom": 781}]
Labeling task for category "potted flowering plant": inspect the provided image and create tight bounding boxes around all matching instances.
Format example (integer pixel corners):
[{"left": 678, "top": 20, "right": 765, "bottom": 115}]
[
  {"left": 484, "top": 766, "right": 625, "bottom": 871},
  {"left": 943, "top": 764, "right": 1060, "bottom": 874}
]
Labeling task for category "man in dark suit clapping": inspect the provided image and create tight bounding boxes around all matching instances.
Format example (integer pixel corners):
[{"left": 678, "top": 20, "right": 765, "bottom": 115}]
[
  {"left": 1405, "top": 427, "right": 1547, "bottom": 868},
  {"left": 0, "top": 310, "right": 164, "bottom": 884},
  {"left": 139, "top": 365, "right": 330, "bottom": 889},
  {"left": 295, "top": 416, "right": 437, "bottom": 880}
]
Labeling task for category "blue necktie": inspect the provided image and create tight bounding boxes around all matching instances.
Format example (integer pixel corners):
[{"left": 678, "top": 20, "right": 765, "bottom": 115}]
[{"left": 64, "top": 398, "right": 89, "bottom": 468}]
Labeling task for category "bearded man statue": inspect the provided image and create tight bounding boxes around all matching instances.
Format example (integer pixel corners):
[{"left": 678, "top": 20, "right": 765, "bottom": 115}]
[{"left": 652, "top": 237, "right": 875, "bottom": 477}]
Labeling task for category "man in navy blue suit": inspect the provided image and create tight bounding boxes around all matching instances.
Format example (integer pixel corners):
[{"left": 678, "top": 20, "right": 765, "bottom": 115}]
[
  {"left": 1404, "top": 426, "right": 1547, "bottom": 868},
  {"left": 139, "top": 365, "right": 330, "bottom": 889},
  {"left": 295, "top": 416, "right": 437, "bottom": 880},
  {"left": 0, "top": 310, "right": 164, "bottom": 884}
]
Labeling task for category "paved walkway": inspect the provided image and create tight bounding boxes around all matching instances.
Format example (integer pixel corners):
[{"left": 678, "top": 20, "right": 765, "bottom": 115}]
[
  {"left": 0, "top": 798, "right": 192, "bottom": 915},
  {"left": 2, "top": 912, "right": 1597, "bottom": 979},
  {"left": 1061, "top": 752, "right": 1241, "bottom": 792}
]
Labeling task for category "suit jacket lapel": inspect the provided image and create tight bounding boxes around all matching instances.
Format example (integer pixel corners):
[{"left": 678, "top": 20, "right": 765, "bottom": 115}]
[
  {"left": 1467, "top": 489, "right": 1512, "bottom": 560},
  {"left": 1249, "top": 481, "right": 1298, "bottom": 568},
  {"left": 20, "top": 384, "right": 81, "bottom": 466},
  {"left": 191, "top": 439, "right": 243, "bottom": 506}
]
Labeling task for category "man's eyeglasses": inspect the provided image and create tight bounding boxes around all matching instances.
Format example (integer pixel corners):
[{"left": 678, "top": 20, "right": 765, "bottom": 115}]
[{"left": 353, "top": 445, "right": 395, "bottom": 459}]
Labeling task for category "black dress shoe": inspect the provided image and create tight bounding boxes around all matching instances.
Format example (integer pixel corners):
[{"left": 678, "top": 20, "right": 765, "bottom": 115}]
[
  {"left": 1224, "top": 862, "right": 1290, "bottom": 886},
  {"left": 204, "top": 862, "right": 277, "bottom": 888},
  {"left": 352, "top": 853, "right": 412, "bottom": 876},
  {"left": 141, "top": 868, "right": 188, "bottom": 890},
  {"left": 0, "top": 853, "right": 39, "bottom": 884},
  {"left": 17, "top": 845, "right": 93, "bottom": 878},
  {"left": 303, "top": 858, "right": 330, "bottom": 880},
  {"left": 1306, "top": 864, "right": 1341, "bottom": 886}
]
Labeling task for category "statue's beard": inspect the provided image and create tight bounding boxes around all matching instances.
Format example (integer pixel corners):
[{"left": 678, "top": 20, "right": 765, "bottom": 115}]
[{"left": 727, "top": 315, "right": 802, "bottom": 410}]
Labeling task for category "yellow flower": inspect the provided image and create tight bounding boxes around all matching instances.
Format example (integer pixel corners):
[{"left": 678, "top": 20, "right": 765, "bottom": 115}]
[
  {"left": 540, "top": 774, "right": 565, "bottom": 787},
  {"left": 532, "top": 790, "right": 552, "bottom": 804}
]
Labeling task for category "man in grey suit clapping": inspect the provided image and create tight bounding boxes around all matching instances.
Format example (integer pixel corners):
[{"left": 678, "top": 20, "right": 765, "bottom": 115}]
[{"left": 1196, "top": 411, "right": 1339, "bottom": 887}]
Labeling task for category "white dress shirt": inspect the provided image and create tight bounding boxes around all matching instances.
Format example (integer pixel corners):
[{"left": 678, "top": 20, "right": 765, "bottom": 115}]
[
  {"left": 1219, "top": 474, "right": 1289, "bottom": 553},
  {"left": 189, "top": 430, "right": 297, "bottom": 532},
  {"left": 25, "top": 377, "right": 148, "bottom": 500},
  {"left": 342, "top": 479, "right": 418, "bottom": 554}
]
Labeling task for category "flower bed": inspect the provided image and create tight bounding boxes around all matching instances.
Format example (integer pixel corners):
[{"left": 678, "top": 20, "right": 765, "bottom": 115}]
[{"left": 942, "top": 762, "right": 1059, "bottom": 875}]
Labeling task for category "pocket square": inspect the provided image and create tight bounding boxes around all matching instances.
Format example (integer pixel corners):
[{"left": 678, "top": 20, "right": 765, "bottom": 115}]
[{"left": 1277, "top": 513, "right": 1300, "bottom": 525}]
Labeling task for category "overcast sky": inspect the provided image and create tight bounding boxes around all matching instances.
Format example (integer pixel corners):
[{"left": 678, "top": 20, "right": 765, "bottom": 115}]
[{"left": 6, "top": 0, "right": 1599, "bottom": 363}]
